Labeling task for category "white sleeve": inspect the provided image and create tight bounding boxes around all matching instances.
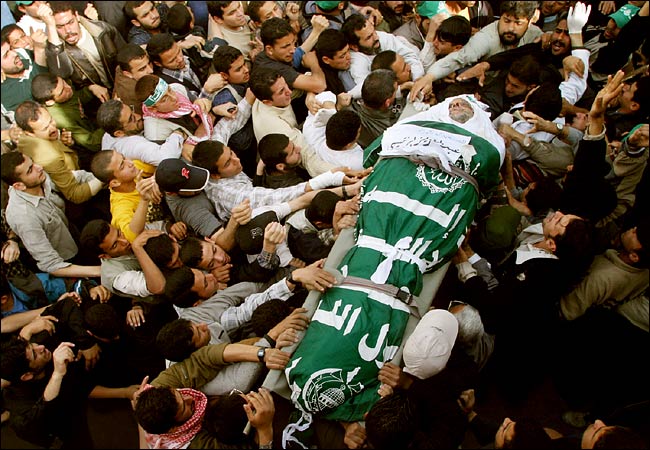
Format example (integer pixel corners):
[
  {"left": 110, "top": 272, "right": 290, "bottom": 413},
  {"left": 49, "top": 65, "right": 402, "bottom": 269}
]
[
  {"left": 211, "top": 96, "right": 252, "bottom": 143},
  {"left": 419, "top": 41, "right": 436, "bottom": 73},
  {"left": 122, "top": 135, "right": 183, "bottom": 166},
  {"left": 559, "top": 49, "right": 590, "bottom": 105},
  {"left": 380, "top": 31, "right": 425, "bottom": 79},
  {"left": 112, "top": 271, "right": 153, "bottom": 297},
  {"left": 349, "top": 52, "right": 372, "bottom": 87}
]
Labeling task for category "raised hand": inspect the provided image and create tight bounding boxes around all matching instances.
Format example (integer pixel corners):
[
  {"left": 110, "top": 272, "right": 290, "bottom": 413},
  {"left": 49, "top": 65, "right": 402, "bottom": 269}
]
[{"left": 567, "top": 2, "right": 591, "bottom": 34}]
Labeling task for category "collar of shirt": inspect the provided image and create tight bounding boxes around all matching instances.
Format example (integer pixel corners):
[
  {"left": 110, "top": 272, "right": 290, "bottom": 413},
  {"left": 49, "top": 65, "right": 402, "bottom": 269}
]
[
  {"left": 8, "top": 176, "right": 54, "bottom": 207},
  {"left": 515, "top": 243, "right": 558, "bottom": 265}
]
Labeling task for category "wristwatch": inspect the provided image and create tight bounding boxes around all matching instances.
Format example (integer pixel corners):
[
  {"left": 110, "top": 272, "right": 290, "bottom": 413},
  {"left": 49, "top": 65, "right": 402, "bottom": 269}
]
[
  {"left": 556, "top": 123, "right": 564, "bottom": 135},
  {"left": 287, "top": 271, "right": 301, "bottom": 288},
  {"left": 257, "top": 347, "right": 266, "bottom": 363}
]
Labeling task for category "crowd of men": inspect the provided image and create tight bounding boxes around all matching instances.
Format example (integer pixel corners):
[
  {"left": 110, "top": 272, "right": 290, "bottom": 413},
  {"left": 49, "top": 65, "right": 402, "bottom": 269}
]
[{"left": 0, "top": 1, "right": 648, "bottom": 449}]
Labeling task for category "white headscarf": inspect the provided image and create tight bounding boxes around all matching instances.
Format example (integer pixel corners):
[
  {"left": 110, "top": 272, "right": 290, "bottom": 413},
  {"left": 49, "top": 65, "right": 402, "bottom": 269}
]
[{"left": 398, "top": 94, "right": 505, "bottom": 164}]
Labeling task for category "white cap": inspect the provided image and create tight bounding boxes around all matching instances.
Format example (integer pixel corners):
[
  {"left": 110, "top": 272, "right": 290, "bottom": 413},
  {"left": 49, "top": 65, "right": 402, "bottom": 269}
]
[{"left": 403, "top": 309, "right": 459, "bottom": 379}]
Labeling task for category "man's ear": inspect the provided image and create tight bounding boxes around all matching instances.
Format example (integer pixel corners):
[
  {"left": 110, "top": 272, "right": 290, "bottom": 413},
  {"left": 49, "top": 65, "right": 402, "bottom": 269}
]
[
  {"left": 11, "top": 181, "right": 27, "bottom": 191},
  {"left": 98, "top": 253, "right": 111, "bottom": 260},
  {"left": 452, "top": 43, "right": 464, "bottom": 52},
  {"left": 20, "top": 371, "right": 34, "bottom": 382},
  {"left": 0, "top": 294, "right": 10, "bottom": 305},
  {"left": 122, "top": 69, "right": 135, "bottom": 80},
  {"left": 628, "top": 250, "right": 640, "bottom": 264},
  {"left": 114, "top": 129, "right": 126, "bottom": 138},
  {"left": 108, "top": 179, "right": 121, "bottom": 189},
  {"left": 219, "top": 71, "right": 230, "bottom": 83},
  {"left": 276, "top": 162, "right": 286, "bottom": 172},
  {"left": 261, "top": 98, "right": 274, "bottom": 106},
  {"left": 629, "top": 101, "right": 640, "bottom": 112},
  {"left": 131, "top": 18, "right": 142, "bottom": 28}
]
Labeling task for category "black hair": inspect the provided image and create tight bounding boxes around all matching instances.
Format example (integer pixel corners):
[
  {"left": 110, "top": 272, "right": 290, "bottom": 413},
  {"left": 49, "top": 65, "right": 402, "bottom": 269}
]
[
  {"left": 203, "top": 392, "right": 249, "bottom": 444},
  {"left": 211, "top": 45, "right": 243, "bottom": 74},
  {"left": 315, "top": 28, "right": 349, "bottom": 94},
  {"left": 156, "top": 318, "right": 195, "bottom": 361},
  {"left": 504, "top": 418, "right": 554, "bottom": 448},
  {"left": 167, "top": 4, "right": 193, "bottom": 36},
  {"left": 146, "top": 33, "right": 176, "bottom": 64},
  {"left": 124, "top": 1, "right": 149, "bottom": 21},
  {"left": 50, "top": 2, "right": 75, "bottom": 15},
  {"left": 631, "top": 76, "right": 650, "bottom": 118},
  {"left": 134, "top": 386, "right": 179, "bottom": 434},
  {"left": 260, "top": 17, "right": 294, "bottom": 48},
  {"left": 246, "top": 1, "right": 273, "bottom": 24},
  {"left": 554, "top": 217, "right": 595, "bottom": 282},
  {"left": 249, "top": 66, "right": 282, "bottom": 101},
  {"left": 371, "top": 50, "right": 398, "bottom": 72},
  {"left": 365, "top": 391, "right": 417, "bottom": 449},
  {"left": 593, "top": 425, "right": 646, "bottom": 449},
  {"left": 135, "top": 74, "right": 161, "bottom": 103},
  {"left": 1, "top": 24, "right": 23, "bottom": 45},
  {"left": 0, "top": 335, "right": 31, "bottom": 383},
  {"left": 80, "top": 219, "right": 113, "bottom": 257},
  {"left": 326, "top": 109, "right": 361, "bottom": 150},
  {"left": 192, "top": 140, "right": 226, "bottom": 176},
  {"left": 524, "top": 82, "right": 562, "bottom": 120},
  {"left": 31, "top": 73, "right": 62, "bottom": 106},
  {"left": 306, "top": 190, "right": 341, "bottom": 226},
  {"left": 163, "top": 266, "right": 199, "bottom": 307},
  {"left": 85, "top": 303, "right": 120, "bottom": 340},
  {"left": 144, "top": 234, "right": 176, "bottom": 268},
  {"left": 248, "top": 298, "right": 291, "bottom": 337},
  {"left": 315, "top": 29, "right": 348, "bottom": 63},
  {"left": 117, "top": 43, "right": 148, "bottom": 72},
  {"left": 341, "top": 14, "right": 367, "bottom": 47},
  {"left": 179, "top": 237, "right": 204, "bottom": 268},
  {"left": 500, "top": 1, "right": 538, "bottom": 20},
  {"left": 1, "top": 151, "right": 26, "bottom": 185},
  {"left": 258, "top": 133, "right": 290, "bottom": 170},
  {"left": 436, "top": 15, "right": 471, "bottom": 46},
  {"left": 90, "top": 150, "right": 117, "bottom": 183},
  {"left": 96, "top": 99, "right": 127, "bottom": 136},
  {"left": 525, "top": 178, "right": 562, "bottom": 216},
  {"left": 14, "top": 100, "right": 43, "bottom": 133},
  {"left": 509, "top": 54, "right": 541, "bottom": 86},
  {"left": 207, "top": 1, "right": 236, "bottom": 20},
  {"left": 362, "top": 69, "right": 397, "bottom": 109}
]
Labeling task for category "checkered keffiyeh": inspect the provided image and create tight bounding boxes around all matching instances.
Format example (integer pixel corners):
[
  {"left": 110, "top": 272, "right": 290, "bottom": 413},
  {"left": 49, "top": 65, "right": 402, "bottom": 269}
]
[{"left": 143, "top": 386, "right": 207, "bottom": 449}]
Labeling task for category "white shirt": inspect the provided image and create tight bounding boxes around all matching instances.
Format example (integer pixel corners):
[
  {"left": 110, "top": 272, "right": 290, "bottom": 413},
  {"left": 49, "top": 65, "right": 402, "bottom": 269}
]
[
  {"left": 302, "top": 92, "right": 364, "bottom": 170},
  {"left": 349, "top": 31, "right": 425, "bottom": 92}
]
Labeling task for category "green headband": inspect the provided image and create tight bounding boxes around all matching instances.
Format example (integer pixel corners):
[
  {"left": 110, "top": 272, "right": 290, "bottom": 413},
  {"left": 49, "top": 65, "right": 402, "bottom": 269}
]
[{"left": 143, "top": 77, "right": 168, "bottom": 107}]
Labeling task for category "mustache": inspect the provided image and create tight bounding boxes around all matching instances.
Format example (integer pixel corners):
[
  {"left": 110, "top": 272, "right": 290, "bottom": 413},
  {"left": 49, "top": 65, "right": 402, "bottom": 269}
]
[{"left": 552, "top": 39, "right": 567, "bottom": 47}]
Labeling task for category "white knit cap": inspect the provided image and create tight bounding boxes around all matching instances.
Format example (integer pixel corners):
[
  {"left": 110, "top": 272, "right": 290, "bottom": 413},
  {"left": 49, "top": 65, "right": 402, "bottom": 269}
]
[{"left": 403, "top": 309, "right": 459, "bottom": 379}]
